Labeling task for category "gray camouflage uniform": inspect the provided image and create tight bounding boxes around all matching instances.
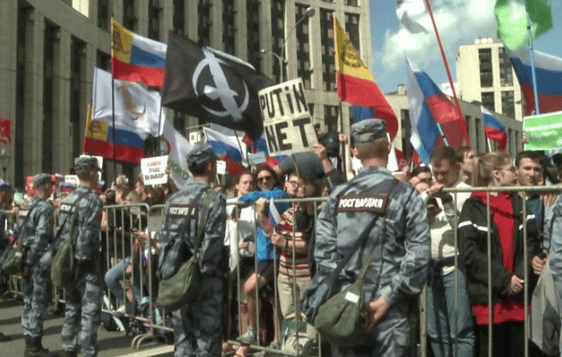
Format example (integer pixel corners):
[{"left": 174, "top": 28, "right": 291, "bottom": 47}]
[
  {"left": 301, "top": 119, "right": 431, "bottom": 357},
  {"left": 21, "top": 194, "right": 55, "bottom": 340},
  {"left": 57, "top": 184, "right": 103, "bottom": 357},
  {"left": 159, "top": 179, "right": 226, "bottom": 357}
]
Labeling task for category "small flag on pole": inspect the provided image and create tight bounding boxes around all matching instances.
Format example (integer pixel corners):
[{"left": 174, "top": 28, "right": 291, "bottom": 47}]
[{"left": 481, "top": 106, "right": 508, "bottom": 151}]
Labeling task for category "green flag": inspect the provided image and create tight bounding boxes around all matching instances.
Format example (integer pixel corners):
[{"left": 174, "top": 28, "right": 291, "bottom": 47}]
[{"left": 495, "top": 0, "right": 553, "bottom": 52}]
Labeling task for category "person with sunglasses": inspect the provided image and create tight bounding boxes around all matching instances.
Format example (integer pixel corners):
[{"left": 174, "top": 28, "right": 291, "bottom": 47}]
[{"left": 236, "top": 166, "right": 289, "bottom": 351}]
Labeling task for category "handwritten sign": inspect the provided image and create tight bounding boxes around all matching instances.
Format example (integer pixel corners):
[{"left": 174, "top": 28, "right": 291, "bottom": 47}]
[
  {"left": 141, "top": 156, "right": 169, "bottom": 186},
  {"left": 258, "top": 78, "right": 318, "bottom": 156}
]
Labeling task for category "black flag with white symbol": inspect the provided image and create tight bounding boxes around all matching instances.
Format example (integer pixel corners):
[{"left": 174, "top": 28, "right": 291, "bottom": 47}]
[{"left": 162, "top": 33, "right": 273, "bottom": 140}]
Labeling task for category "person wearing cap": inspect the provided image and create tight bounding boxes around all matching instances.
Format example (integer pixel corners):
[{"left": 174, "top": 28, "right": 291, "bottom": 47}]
[
  {"left": 157, "top": 143, "right": 226, "bottom": 357},
  {"left": 57, "top": 157, "right": 104, "bottom": 357},
  {"left": 301, "top": 118, "right": 431, "bottom": 356},
  {"left": 19, "top": 174, "right": 55, "bottom": 356},
  {"left": 0, "top": 179, "right": 14, "bottom": 343}
]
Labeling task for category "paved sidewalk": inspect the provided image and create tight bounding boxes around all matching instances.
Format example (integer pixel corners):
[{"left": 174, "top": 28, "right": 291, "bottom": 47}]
[{"left": 0, "top": 297, "right": 173, "bottom": 356}]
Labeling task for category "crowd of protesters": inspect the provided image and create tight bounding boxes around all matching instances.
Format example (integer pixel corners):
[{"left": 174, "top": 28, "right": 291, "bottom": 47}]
[{"left": 1, "top": 127, "right": 562, "bottom": 357}]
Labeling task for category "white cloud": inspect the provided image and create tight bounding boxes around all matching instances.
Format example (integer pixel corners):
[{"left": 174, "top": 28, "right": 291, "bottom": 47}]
[
  {"left": 375, "top": 0, "right": 497, "bottom": 76},
  {"left": 439, "top": 82, "right": 458, "bottom": 97}
]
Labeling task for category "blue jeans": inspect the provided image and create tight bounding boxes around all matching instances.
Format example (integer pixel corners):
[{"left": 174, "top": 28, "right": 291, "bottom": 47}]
[
  {"left": 427, "top": 269, "right": 475, "bottom": 357},
  {"left": 104, "top": 257, "right": 142, "bottom": 307}
]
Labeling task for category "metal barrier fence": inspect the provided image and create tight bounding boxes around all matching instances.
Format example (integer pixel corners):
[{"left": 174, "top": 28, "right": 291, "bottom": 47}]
[{"left": 2, "top": 185, "right": 561, "bottom": 357}]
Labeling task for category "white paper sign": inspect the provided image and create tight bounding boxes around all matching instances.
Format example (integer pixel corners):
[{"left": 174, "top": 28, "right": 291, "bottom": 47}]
[
  {"left": 64, "top": 175, "right": 79, "bottom": 186},
  {"left": 141, "top": 156, "right": 169, "bottom": 186},
  {"left": 258, "top": 78, "right": 318, "bottom": 156},
  {"left": 216, "top": 160, "right": 227, "bottom": 175}
]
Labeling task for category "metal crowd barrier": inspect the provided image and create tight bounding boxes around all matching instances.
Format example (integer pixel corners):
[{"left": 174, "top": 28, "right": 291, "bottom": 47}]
[
  {"left": 428, "top": 185, "right": 562, "bottom": 357},
  {"left": 3, "top": 185, "right": 561, "bottom": 357}
]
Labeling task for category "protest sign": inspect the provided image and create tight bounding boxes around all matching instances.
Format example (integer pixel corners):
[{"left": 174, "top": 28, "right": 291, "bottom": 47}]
[
  {"left": 216, "top": 160, "right": 227, "bottom": 175},
  {"left": 258, "top": 78, "right": 318, "bottom": 156},
  {"left": 523, "top": 111, "right": 562, "bottom": 151},
  {"left": 141, "top": 156, "right": 169, "bottom": 186}
]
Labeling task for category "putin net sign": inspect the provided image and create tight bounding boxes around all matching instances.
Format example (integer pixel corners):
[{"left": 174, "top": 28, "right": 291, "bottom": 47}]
[{"left": 258, "top": 78, "right": 318, "bottom": 156}]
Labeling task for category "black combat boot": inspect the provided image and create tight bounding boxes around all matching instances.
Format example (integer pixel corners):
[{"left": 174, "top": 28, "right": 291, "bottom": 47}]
[{"left": 24, "top": 336, "right": 54, "bottom": 357}]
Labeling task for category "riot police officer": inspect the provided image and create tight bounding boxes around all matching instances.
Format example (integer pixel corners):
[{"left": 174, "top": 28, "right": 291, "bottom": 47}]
[
  {"left": 301, "top": 119, "right": 431, "bottom": 356},
  {"left": 158, "top": 143, "right": 226, "bottom": 357},
  {"left": 21, "top": 174, "right": 55, "bottom": 356},
  {"left": 57, "top": 157, "right": 103, "bottom": 357}
]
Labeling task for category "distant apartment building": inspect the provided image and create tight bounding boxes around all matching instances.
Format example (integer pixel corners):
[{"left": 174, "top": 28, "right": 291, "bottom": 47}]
[
  {"left": 456, "top": 38, "right": 524, "bottom": 122},
  {"left": 0, "top": 0, "right": 371, "bottom": 187}
]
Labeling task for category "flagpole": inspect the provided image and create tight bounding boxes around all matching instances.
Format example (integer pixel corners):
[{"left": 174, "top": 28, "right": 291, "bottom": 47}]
[
  {"left": 338, "top": 101, "right": 347, "bottom": 174},
  {"left": 111, "top": 77, "right": 117, "bottom": 185},
  {"left": 233, "top": 130, "right": 249, "bottom": 170},
  {"left": 527, "top": 13, "right": 541, "bottom": 115},
  {"left": 423, "top": 0, "right": 464, "bottom": 128},
  {"left": 110, "top": 17, "right": 117, "bottom": 185},
  {"left": 156, "top": 102, "right": 163, "bottom": 157}
]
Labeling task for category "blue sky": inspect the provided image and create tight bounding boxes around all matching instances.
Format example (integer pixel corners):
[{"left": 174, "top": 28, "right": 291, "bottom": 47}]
[{"left": 370, "top": 0, "right": 562, "bottom": 94}]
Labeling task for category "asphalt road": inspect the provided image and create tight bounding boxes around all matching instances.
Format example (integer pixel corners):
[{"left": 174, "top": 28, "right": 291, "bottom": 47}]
[{"left": 0, "top": 296, "right": 174, "bottom": 356}]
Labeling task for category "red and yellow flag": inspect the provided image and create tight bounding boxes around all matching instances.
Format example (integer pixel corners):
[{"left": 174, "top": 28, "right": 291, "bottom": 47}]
[{"left": 334, "top": 17, "right": 398, "bottom": 140}]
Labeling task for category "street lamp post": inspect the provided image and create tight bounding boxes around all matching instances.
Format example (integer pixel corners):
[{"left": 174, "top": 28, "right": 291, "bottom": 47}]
[
  {"left": 262, "top": 6, "right": 315, "bottom": 83},
  {"left": 0, "top": 149, "right": 10, "bottom": 179}
]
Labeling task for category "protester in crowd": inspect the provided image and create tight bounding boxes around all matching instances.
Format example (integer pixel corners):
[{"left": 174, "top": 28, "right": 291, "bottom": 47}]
[
  {"left": 423, "top": 148, "right": 475, "bottom": 357},
  {"left": 0, "top": 180, "right": 14, "bottom": 302},
  {"left": 57, "top": 157, "right": 104, "bottom": 357},
  {"left": 455, "top": 146, "right": 477, "bottom": 185},
  {"left": 284, "top": 173, "right": 306, "bottom": 199},
  {"left": 516, "top": 151, "right": 553, "bottom": 264},
  {"left": 236, "top": 167, "right": 289, "bottom": 348},
  {"left": 459, "top": 152, "right": 541, "bottom": 357},
  {"left": 271, "top": 177, "right": 320, "bottom": 353},
  {"left": 301, "top": 119, "right": 431, "bottom": 356},
  {"left": 409, "top": 166, "right": 432, "bottom": 187}
]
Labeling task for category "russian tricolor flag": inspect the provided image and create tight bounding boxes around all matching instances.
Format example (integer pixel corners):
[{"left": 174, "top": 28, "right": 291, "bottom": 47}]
[
  {"left": 481, "top": 106, "right": 507, "bottom": 151},
  {"left": 203, "top": 127, "right": 246, "bottom": 176},
  {"left": 406, "top": 59, "right": 470, "bottom": 164},
  {"left": 111, "top": 18, "right": 167, "bottom": 87},
  {"left": 509, "top": 49, "right": 562, "bottom": 116}
]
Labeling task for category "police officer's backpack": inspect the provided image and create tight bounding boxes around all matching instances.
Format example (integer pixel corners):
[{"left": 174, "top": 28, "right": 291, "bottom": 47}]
[
  {"left": 157, "top": 190, "right": 213, "bottom": 311},
  {"left": 51, "top": 192, "right": 89, "bottom": 288}
]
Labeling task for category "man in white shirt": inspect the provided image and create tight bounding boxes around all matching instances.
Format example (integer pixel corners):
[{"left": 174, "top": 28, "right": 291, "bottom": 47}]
[{"left": 424, "top": 147, "right": 475, "bottom": 357}]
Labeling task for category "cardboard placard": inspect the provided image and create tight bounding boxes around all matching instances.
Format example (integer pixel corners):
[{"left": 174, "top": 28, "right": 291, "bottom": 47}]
[
  {"left": 141, "top": 156, "right": 169, "bottom": 186},
  {"left": 523, "top": 111, "right": 562, "bottom": 151},
  {"left": 258, "top": 78, "right": 318, "bottom": 156},
  {"left": 216, "top": 160, "right": 227, "bottom": 175}
]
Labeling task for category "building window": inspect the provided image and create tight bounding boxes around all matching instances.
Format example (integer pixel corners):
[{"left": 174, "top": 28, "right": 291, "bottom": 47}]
[
  {"left": 148, "top": 0, "right": 161, "bottom": 41},
  {"left": 98, "top": 0, "right": 109, "bottom": 30},
  {"left": 223, "top": 0, "right": 236, "bottom": 55},
  {"left": 97, "top": 51, "right": 111, "bottom": 71},
  {"left": 247, "top": 0, "right": 260, "bottom": 69},
  {"left": 296, "top": 3, "right": 312, "bottom": 89},
  {"left": 481, "top": 92, "right": 495, "bottom": 112},
  {"left": 324, "top": 105, "right": 339, "bottom": 133},
  {"left": 70, "top": 38, "right": 85, "bottom": 160},
  {"left": 123, "top": 0, "right": 137, "bottom": 31},
  {"left": 198, "top": 0, "right": 212, "bottom": 47},
  {"left": 499, "top": 47, "right": 513, "bottom": 87},
  {"left": 43, "top": 23, "right": 58, "bottom": 174},
  {"left": 173, "top": 0, "right": 185, "bottom": 34},
  {"left": 479, "top": 48, "right": 493, "bottom": 88},
  {"left": 271, "top": 0, "right": 285, "bottom": 83},
  {"left": 346, "top": 0, "right": 358, "bottom": 6},
  {"left": 320, "top": 9, "right": 336, "bottom": 92},
  {"left": 345, "top": 13, "right": 360, "bottom": 56},
  {"left": 501, "top": 90, "right": 515, "bottom": 118},
  {"left": 15, "top": 5, "right": 29, "bottom": 187}
]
